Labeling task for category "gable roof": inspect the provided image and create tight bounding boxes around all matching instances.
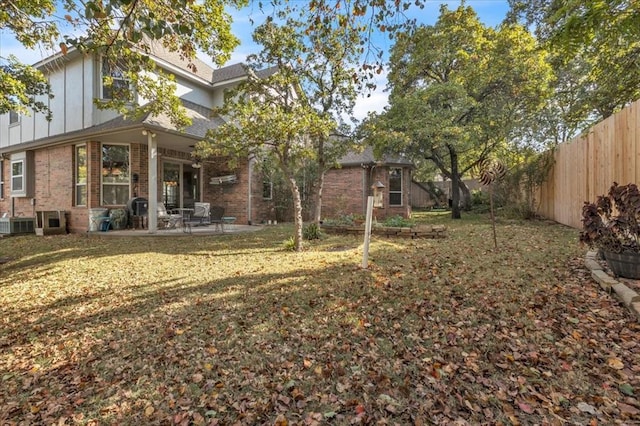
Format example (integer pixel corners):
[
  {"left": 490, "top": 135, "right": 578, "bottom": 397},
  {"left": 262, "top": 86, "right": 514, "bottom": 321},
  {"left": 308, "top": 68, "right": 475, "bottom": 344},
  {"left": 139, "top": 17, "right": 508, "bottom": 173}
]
[
  {"left": 148, "top": 41, "right": 215, "bottom": 82},
  {"left": 147, "top": 41, "right": 277, "bottom": 86}
]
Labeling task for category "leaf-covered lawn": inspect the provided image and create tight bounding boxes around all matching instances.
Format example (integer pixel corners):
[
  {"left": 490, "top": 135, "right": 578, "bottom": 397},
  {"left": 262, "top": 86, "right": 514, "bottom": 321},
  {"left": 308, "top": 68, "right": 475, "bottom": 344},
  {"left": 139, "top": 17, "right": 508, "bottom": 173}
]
[{"left": 1, "top": 213, "right": 639, "bottom": 425}]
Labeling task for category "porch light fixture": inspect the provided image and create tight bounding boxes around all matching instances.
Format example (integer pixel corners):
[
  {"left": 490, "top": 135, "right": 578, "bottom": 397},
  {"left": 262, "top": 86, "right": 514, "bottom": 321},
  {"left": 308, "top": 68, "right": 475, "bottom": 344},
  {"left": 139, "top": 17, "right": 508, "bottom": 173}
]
[{"left": 191, "top": 161, "right": 202, "bottom": 169}]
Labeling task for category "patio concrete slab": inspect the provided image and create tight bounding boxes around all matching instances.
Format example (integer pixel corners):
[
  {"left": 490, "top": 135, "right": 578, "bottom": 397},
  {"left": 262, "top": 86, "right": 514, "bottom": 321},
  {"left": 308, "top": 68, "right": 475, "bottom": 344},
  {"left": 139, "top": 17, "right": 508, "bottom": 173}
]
[{"left": 88, "top": 223, "right": 263, "bottom": 237}]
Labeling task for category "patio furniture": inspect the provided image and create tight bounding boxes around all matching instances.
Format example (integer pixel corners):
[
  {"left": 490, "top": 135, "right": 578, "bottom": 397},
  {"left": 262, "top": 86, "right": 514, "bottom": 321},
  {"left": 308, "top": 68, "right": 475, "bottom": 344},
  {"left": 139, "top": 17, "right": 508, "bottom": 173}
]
[
  {"left": 211, "top": 206, "right": 225, "bottom": 232},
  {"left": 89, "top": 208, "right": 110, "bottom": 232},
  {"left": 157, "top": 204, "right": 183, "bottom": 229},
  {"left": 172, "top": 208, "right": 194, "bottom": 234},
  {"left": 191, "top": 202, "right": 212, "bottom": 226}
]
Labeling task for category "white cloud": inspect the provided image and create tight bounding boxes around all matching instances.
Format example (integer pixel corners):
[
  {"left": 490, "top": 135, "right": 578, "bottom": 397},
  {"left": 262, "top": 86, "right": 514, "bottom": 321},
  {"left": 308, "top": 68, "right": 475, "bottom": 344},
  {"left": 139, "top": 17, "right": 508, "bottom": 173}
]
[{"left": 353, "top": 89, "right": 389, "bottom": 122}]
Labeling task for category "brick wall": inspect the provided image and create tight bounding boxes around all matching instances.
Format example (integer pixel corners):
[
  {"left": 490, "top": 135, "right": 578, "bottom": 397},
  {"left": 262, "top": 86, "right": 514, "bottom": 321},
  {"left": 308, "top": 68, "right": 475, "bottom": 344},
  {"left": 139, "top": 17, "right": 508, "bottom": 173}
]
[
  {"left": 201, "top": 157, "right": 274, "bottom": 224},
  {"left": 322, "top": 167, "right": 367, "bottom": 219},
  {"left": 322, "top": 165, "right": 412, "bottom": 220},
  {"left": 0, "top": 142, "right": 413, "bottom": 231}
]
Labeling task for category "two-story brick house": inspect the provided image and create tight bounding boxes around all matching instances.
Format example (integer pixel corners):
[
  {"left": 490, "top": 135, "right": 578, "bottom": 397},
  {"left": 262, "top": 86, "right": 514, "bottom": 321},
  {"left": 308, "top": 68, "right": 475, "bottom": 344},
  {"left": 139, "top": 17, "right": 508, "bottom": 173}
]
[{"left": 0, "top": 42, "right": 278, "bottom": 233}]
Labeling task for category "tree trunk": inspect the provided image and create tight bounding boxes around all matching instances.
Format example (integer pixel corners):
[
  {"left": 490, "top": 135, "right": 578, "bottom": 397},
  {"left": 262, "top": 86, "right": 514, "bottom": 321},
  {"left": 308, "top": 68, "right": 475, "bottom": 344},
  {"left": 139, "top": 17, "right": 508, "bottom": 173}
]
[
  {"left": 312, "top": 137, "right": 327, "bottom": 225},
  {"left": 459, "top": 179, "right": 472, "bottom": 210},
  {"left": 448, "top": 144, "right": 461, "bottom": 219},
  {"left": 313, "top": 169, "right": 325, "bottom": 224},
  {"left": 287, "top": 174, "right": 304, "bottom": 251}
]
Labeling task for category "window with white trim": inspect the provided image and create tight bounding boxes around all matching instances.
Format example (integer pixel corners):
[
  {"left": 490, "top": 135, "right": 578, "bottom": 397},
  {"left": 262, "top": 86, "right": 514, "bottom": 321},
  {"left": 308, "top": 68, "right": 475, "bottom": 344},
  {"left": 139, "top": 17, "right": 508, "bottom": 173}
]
[
  {"left": 389, "top": 168, "right": 403, "bottom": 206},
  {"left": 101, "top": 144, "right": 130, "bottom": 205},
  {"left": 75, "top": 145, "right": 87, "bottom": 206},
  {"left": 11, "top": 159, "right": 24, "bottom": 193},
  {"left": 9, "top": 110, "right": 19, "bottom": 125},
  {"left": 101, "top": 59, "right": 130, "bottom": 100}
]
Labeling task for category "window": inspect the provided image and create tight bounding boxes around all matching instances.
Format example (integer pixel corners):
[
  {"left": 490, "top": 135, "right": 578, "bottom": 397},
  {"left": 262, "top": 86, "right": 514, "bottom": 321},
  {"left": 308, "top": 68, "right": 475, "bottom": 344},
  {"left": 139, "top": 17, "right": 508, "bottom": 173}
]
[
  {"left": 101, "top": 59, "right": 130, "bottom": 100},
  {"left": 75, "top": 145, "right": 87, "bottom": 206},
  {"left": 389, "top": 168, "right": 403, "bottom": 206},
  {"left": 9, "top": 152, "right": 33, "bottom": 197},
  {"left": 11, "top": 160, "right": 24, "bottom": 193},
  {"left": 9, "top": 111, "right": 19, "bottom": 125},
  {"left": 102, "top": 144, "right": 130, "bottom": 205},
  {"left": 263, "top": 179, "right": 273, "bottom": 200}
]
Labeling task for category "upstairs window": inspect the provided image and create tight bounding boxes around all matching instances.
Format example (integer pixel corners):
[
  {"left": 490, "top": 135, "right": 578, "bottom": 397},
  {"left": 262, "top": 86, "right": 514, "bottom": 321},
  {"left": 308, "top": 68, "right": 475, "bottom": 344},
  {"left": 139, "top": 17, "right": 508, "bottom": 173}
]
[
  {"left": 389, "top": 168, "right": 403, "bottom": 206},
  {"left": 101, "top": 59, "right": 130, "bottom": 100},
  {"left": 9, "top": 110, "right": 19, "bottom": 125}
]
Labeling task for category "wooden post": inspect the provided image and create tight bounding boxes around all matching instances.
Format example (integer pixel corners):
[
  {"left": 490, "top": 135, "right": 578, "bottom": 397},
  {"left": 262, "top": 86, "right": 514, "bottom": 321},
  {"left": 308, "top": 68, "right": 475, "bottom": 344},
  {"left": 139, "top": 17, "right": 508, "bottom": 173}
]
[{"left": 362, "top": 196, "right": 374, "bottom": 269}]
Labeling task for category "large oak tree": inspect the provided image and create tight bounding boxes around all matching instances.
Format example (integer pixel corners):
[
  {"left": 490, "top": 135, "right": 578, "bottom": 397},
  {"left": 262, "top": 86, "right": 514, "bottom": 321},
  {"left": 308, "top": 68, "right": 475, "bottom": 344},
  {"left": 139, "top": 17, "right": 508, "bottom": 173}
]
[
  {"left": 507, "top": 0, "right": 640, "bottom": 124},
  {"left": 363, "top": 5, "right": 552, "bottom": 218}
]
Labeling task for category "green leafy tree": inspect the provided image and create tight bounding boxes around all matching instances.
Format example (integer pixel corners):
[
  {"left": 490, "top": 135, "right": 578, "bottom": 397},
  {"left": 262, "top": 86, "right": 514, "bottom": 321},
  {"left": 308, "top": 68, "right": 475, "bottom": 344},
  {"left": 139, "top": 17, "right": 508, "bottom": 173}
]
[
  {"left": 255, "top": 0, "right": 425, "bottom": 224},
  {"left": 1, "top": 0, "right": 244, "bottom": 125},
  {"left": 507, "top": 0, "right": 640, "bottom": 123},
  {"left": 198, "top": 20, "right": 335, "bottom": 251},
  {"left": 363, "top": 5, "right": 552, "bottom": 219}
]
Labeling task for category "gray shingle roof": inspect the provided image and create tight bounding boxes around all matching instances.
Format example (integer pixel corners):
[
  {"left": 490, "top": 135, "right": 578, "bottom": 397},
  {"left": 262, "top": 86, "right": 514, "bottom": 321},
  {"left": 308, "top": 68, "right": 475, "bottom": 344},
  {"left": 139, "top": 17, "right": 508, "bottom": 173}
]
[
  {"left": 147, "top": 41, "right": 215, "bottom": 82},
  {"left": 148, "top": 42, "right": 277, "bottom": 85},
  {"left": 144, "top": 99, "right": 225, "bottom": 138}
]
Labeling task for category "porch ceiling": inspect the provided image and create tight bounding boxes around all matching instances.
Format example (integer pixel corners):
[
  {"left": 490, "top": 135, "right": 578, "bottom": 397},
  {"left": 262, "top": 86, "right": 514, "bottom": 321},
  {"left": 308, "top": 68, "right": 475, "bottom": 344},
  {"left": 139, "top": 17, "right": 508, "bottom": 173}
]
[{"left": 88, "top": 126, "right": 198, "bottom": 155}]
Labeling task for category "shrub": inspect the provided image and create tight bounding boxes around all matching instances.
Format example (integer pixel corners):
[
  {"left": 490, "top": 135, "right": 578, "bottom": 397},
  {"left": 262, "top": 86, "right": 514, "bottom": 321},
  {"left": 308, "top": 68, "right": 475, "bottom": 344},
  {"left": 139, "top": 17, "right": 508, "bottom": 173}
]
[
  {"left": 282, "top": 236, "right": 297, "bottom": 251},
  {"left": 303, "top": 223, "right": 322, "bottom": 240},
  {"left": 580, "top": 182, "right": 640, "bottom": 254}
]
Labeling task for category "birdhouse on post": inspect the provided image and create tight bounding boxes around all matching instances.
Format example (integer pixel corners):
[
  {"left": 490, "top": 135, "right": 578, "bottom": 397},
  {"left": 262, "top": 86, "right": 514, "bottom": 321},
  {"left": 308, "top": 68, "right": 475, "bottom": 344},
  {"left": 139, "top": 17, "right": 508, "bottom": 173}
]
[{"left": 372, "top": 181, "right": 385, "bottom": 208}]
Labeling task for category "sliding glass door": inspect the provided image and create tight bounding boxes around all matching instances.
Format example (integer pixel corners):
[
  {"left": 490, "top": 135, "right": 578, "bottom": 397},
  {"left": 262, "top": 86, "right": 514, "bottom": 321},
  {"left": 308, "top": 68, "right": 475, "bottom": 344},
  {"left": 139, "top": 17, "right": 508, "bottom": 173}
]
[{"left": 163, "top": 162, "right": 200, "bottom": 210}]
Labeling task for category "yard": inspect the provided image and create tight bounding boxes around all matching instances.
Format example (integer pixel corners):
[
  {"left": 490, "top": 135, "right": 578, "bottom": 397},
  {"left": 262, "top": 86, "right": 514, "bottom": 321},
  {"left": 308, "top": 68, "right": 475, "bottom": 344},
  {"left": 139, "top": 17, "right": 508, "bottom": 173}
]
[{"left": 1, "top": 213, "right": 639, "bottom": 425}]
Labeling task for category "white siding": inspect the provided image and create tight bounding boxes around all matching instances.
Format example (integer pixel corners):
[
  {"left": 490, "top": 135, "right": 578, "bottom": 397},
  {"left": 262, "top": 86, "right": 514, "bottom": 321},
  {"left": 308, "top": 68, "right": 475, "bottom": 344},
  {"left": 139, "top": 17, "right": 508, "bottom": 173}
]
[
  {"left": 1, "top": 54, "right": 98, "bottom": 147},
  {"left": 65, "top": 59, "right": 86, "bottom": 131},
  {"left": 0, "top": 114, "right": 8, "bottom": 147},
  {"left": 211, "top": 89, "right": 225, "bottom": 108},
  {"left": 48, "top": 71, "right": 65, "bottom": 135},
  {"left": 174, "top": 75, "right": 213, "bottom": 107},
  {"left": 7, "top": 120, "right": 21, "bottom": 145},
  {"left": 83, "top": 57, "right": 94, "bottom": 128}
]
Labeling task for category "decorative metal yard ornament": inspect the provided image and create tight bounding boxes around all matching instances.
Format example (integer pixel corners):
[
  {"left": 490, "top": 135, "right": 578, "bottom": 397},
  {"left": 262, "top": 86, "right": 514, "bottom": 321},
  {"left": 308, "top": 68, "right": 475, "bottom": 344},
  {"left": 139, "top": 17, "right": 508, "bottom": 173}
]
[{"left": 477, "top": 158, "right": 507, "bottom": 250}]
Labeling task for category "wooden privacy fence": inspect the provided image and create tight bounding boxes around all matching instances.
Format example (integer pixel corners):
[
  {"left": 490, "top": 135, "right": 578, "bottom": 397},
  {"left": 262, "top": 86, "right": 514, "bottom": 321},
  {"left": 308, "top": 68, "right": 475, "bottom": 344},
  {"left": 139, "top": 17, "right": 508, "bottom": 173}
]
[{"left": 537, "top": 99, "right": 640, "bottom": 229}]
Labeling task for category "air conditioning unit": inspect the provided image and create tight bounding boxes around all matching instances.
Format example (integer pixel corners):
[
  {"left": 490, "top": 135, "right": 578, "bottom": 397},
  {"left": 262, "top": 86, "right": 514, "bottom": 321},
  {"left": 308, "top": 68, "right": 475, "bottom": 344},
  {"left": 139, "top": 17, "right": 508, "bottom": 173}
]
[{"left": 0, "top": 217, "right": 35, "bottom": 235}]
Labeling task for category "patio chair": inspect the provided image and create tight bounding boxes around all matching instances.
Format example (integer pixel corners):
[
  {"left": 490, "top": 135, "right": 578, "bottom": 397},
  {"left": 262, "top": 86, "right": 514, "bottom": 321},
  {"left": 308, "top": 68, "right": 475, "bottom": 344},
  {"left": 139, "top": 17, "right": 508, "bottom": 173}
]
[
  {"left": 157, "top": 204, "right": 183, "bottom": 229},
  {"left": 191, "top": 202, "right": 211, "bottom": 226},
  {"left": 210, "top": 206, "right": 225, "bottom": 232}
]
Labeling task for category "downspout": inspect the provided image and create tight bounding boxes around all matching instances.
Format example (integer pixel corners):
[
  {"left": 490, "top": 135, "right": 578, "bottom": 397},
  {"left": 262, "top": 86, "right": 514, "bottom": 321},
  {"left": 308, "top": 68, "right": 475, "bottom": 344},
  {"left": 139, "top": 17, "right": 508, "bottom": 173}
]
[
  {"left": 146, "top": 130, "right": 158, "bottom": 233},
  {"left": 247, "top": 156, "right": 254, "bottom": 225}
]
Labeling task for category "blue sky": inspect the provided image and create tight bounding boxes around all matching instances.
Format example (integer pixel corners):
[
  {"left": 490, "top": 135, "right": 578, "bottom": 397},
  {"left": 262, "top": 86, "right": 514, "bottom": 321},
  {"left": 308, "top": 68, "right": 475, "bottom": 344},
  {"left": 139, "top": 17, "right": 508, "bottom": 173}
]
[
  {"left": 226, "top": 1, "right": 511, "bottom": 120},
  {"left": 0, "top": 0, "right": 510, "bottom": 120}
]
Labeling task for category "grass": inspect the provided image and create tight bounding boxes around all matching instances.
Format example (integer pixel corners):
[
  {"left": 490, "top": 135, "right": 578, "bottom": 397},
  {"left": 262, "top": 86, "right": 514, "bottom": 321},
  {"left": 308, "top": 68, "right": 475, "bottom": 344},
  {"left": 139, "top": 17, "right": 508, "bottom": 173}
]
[{"left": 1, "top": 212, "right": 639, "bottom": 425}]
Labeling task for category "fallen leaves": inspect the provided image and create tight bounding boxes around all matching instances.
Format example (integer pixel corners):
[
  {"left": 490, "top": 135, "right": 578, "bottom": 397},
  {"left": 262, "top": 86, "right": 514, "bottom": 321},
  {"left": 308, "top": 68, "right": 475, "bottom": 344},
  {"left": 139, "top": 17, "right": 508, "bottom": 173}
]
[
  {"left": 1, "top": 219, "right": 639, "bottom": 424},
  {"left": 608, "top": 357, "right": 625, "bottom": 370}
]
